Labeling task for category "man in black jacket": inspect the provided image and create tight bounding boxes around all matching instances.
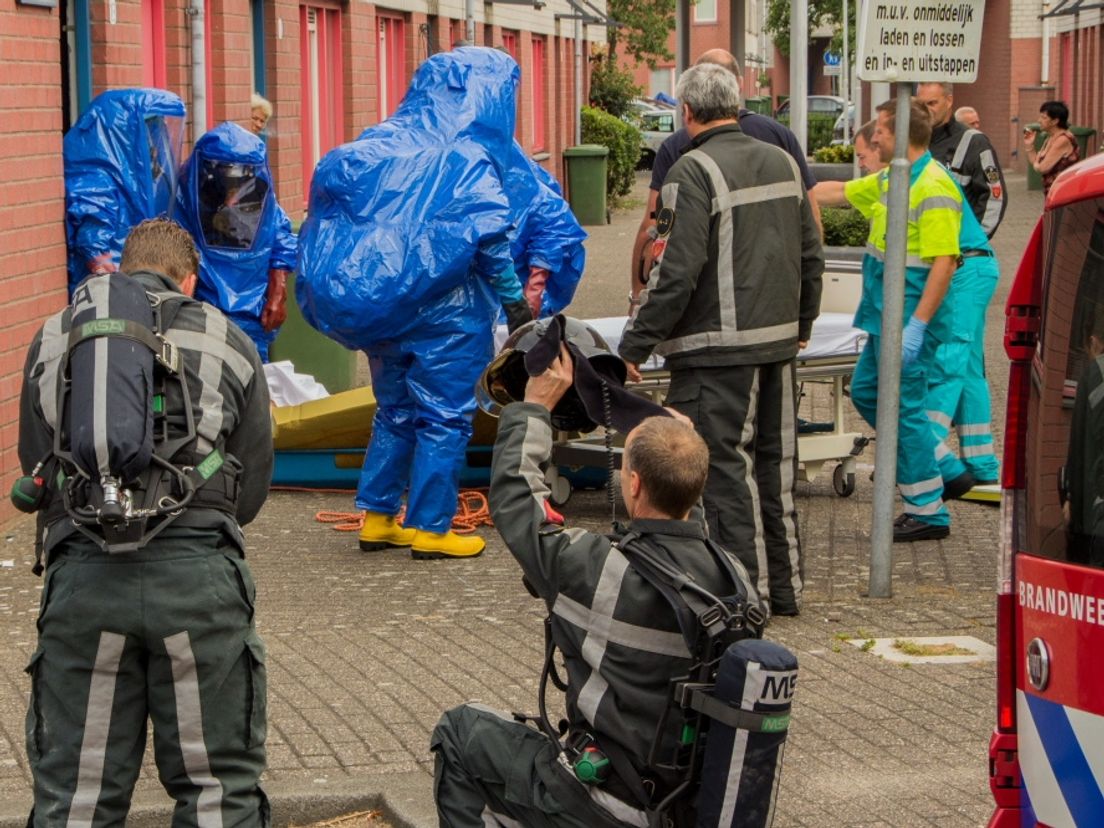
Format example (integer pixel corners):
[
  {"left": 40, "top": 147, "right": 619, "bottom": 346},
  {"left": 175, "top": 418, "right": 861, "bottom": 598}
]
[
  {"left": 431, "top": 347, "right": 760, "bottom": 826},
  {"left": 916, "top": 82, "right": 1006, "bottom": 238},
  {"left": 19, "top": 218, "right": 272, "bottom": 826},
  {"left": 619, "top": 63, "right": 823, "bottom": 618}
]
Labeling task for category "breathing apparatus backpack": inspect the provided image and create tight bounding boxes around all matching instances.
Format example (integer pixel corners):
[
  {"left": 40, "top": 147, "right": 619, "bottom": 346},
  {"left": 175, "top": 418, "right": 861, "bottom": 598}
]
[
  {"left": 535, "top": 532, "right": 796, "bottom": 828},
  {"left": 13, "top": 272, "right": 225, "bottom": 556}
]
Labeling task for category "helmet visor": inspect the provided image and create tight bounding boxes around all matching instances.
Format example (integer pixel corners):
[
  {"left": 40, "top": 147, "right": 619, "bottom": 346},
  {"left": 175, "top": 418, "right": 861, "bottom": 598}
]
[
  {"left": 198, "top": 159, "right": 270, "bottom": 250},
  {"left": 146, "top": 114, "right": 184, "bottom": 216}
]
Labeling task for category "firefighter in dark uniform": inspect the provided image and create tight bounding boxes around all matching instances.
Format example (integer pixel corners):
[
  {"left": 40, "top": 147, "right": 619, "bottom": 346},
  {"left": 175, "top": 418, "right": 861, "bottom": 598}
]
[
  {"left": 432, "top": 346, "right": 761, "bottom": 826},
  {"left": 618, "top": 63, "right": 823, "bottom": 617},
  {"left": 19, "top": 218, "right": 273, "bottom": 826}
]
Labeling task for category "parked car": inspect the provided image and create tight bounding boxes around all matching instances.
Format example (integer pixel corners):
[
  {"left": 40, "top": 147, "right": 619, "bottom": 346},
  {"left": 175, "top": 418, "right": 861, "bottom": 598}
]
[
  {"left": 831, "top": 104, "right": 857, "bottom": 144},
  {"left": 638, "top": 108, "right": 676, "bottom": 169},
  {"left": 988, "top": 151, "right": 1104, "bottom": 825},
  {"left": 774, "top": 95, "right": 846, "bottom": 121}
]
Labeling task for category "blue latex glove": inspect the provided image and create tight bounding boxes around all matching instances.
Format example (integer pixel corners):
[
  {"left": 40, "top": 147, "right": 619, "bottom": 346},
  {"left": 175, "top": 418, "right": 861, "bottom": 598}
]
[{"left": 902, "top": 315, "right": 928, "bottom": 365}]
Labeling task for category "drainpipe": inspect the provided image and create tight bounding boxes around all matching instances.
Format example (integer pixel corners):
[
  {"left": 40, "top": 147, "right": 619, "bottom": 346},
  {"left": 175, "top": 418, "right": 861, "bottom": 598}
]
[
  {"left": 466, "top": 0, "right": 475, "bottom": 43},
  {"left": 1041, "top": 2, "right": 1051, "bottom": 85},
  {"left": 574, "top": 15, "right": 583, "bottom": 145},
  {"left": 189, "top": 0, "right": 207, "bottom": 140}
]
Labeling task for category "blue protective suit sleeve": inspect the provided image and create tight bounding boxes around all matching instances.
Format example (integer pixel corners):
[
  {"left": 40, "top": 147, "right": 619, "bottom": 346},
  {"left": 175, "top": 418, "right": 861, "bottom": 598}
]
[
  {"left": 475, "top": 237, "right": 522, "bottom": 303},
  {"left": 486, "top": 262, "right": 524, "bottom": 304},
  {"left": 67, "top": 168, "right": 123, "bottom": 273},
  {"left": 268, "top": 201, "right": 298, "bottom": 272}
]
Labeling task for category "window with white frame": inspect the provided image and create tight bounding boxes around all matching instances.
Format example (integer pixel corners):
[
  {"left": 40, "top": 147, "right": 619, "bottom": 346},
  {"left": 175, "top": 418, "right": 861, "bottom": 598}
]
[
  {"left": 694, "top": 0, "right": 717, "bottom": 23},
  {"left": 650, "top": 67, "right": 674, "bottom": 98}
]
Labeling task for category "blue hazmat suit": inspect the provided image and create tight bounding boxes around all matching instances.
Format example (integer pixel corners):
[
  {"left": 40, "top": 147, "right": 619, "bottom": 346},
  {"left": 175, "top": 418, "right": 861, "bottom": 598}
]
[
  {"left": 297, "top": 46, "right": 525, "bottom": 534},
  {"left": 354, "top": 124, "right": 588, "bottom": 319},
  {"left": 64, "top": 88, "right": 186, "bottom": 297},
  {"left": 175, "top": 122, "right": 297, "bottom": 361}
]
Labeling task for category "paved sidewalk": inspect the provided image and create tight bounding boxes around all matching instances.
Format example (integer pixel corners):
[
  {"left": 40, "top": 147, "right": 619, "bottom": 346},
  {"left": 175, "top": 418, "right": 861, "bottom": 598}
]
[{"left": 0, "top": 173, "right": 1044, "bottom": 827}]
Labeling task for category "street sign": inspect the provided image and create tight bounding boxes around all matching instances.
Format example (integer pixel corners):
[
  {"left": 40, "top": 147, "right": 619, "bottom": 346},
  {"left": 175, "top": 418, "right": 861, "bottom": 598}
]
[
  {"left": 856, "top": 0, "right": 986, "bottom": 83},
  {"left": 824, "top": 52, "right": 842, "bottom": 76}
]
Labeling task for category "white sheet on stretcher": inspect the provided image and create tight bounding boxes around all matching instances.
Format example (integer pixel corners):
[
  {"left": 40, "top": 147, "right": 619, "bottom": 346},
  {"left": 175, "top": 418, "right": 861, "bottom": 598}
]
[{"left": 495, "top": 313, "right": 867, "bottom": 372}]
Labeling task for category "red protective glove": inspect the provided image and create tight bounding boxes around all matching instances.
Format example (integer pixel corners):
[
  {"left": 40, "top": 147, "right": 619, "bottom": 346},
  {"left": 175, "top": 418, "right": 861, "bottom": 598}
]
[
  {"left": 87, "top": 253, "right": 118, "bottom": 275},
  {"left": 261, "top": 269, "right": 289, "bottom": 332},
  {"left": 525, "top": 266, "right": 550, "bottom": 318}
]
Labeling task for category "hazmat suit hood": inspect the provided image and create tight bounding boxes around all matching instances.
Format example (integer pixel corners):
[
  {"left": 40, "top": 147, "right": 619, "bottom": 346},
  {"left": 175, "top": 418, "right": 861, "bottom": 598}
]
[
  {"left": 175, "top": 121, "right": 296, "bottom": 318},
  {"left": 297, "top": 47, "right": 520, "bottom": 349},
  {"left": 64, "top": 88, "right": 186, "bottom": 296}
]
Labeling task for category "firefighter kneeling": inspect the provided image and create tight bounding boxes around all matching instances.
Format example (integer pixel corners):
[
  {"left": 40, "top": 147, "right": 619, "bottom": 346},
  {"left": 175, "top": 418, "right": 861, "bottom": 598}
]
[{"left": 432, "top": 343, "right": 797, "bottom": 828}]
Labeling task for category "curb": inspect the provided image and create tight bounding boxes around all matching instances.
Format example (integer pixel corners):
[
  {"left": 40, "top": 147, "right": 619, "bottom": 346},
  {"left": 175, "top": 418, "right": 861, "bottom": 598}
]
[{"left": 0, "top": 772, "right": 437, "bottom": 828}]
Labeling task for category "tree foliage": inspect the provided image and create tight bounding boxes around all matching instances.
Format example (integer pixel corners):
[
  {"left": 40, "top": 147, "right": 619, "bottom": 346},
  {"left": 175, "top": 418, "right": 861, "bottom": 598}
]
[
  {"left": 766, "top": 0, "right": 857, "bottom": 59},
  {"left": 607, "top": 0, "right": 676, "bottom": 67}
]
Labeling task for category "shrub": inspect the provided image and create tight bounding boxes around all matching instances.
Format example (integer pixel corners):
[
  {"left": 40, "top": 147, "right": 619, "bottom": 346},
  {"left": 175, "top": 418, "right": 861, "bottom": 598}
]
[
  {"left": 776, "top": 112, "right": 838, "bottom": 154},
  {"left": 588, "top": 59, "right": 642, "bottom": 120},
  {"left": 821, "top": 206, "right": 869, "bottom": 248},
  {"left": 813, "top": 144, "right": 854, "bottom": 163},
  {"left": 581, "top": 105, "right": 641, "bottom": 199}
]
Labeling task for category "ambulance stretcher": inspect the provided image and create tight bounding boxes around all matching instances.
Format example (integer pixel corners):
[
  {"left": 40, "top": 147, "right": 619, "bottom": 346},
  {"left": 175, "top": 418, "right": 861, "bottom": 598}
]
[
  {"left": 271, "top": 260, "right": 869, "bottom": 496},
  {"left": 509, "top": 260, "right": 871, "bottom": 505}
]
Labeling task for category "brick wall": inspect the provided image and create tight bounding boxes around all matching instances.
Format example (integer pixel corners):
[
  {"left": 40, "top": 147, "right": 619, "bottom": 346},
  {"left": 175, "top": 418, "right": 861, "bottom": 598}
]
[
  {"left": 208, "top": 0, "right": 253, "bottom": 126},
  {"left": 265, "top": 0, "right": 304, "bottom": 214},
  {"left": 90, "top": 0, "right": 144, "bottom": 90},
  {"left": 0, "top": 0, "right": 67, "bottom": 524},
  {"left": 344, "top": 2, "right": 376, "bottom": 141}
]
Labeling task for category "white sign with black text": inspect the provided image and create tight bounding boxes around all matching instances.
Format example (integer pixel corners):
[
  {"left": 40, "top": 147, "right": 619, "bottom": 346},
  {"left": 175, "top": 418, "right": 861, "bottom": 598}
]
[{"left": 856, "top": 0, "right": 986, "bottom": 83}]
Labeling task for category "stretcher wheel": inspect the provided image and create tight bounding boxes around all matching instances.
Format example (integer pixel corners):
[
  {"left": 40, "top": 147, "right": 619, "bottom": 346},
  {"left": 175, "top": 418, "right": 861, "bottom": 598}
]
[
  {"left": 546, "top": 468, "right": 573, "bottom": 507},
  {"left": 833, "top": 464, "right": 856, "bottom": 497}
]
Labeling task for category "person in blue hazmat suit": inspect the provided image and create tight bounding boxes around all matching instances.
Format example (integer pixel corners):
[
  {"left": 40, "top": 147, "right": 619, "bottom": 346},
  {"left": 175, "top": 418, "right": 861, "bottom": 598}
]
[
  {"left": 351, "top": 122, "right": 587, "bottom": 326},
  {"left": 299, "top": 47, "right": 543, "bottom": 560},
  {"left": 175, "top": 121, "right": 297, "bottom": 361},
  {"left": 64, "top": 88, "right": 186, "bottom": 297}
]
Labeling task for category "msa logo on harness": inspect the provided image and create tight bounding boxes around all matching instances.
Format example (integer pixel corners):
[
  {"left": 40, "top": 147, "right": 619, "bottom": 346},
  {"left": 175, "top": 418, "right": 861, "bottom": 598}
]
[{"left": 32, "top": 273, "right": 222, "bottom": 553}]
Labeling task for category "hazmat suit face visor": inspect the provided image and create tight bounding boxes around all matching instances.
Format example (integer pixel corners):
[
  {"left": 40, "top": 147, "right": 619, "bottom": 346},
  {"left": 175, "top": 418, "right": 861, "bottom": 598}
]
[
  {"left": 197, "top": 160, "right": 270, "bottom": 250},
  {"left": 145, "top": 114, "right": 184, "bottom": 215}
]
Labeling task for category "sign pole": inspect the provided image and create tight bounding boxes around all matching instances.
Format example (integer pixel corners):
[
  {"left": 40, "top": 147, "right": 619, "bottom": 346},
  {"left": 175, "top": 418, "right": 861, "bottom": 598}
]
[
  {"left": 868, "top": 81, "right": 911, "bottom": 598},
  {"left": 842, "top": 0, "right": 850, "bottom": 145}
]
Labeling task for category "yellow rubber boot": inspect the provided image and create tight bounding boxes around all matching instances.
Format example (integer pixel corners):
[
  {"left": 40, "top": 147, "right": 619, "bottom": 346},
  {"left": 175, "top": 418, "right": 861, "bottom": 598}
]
[
  {"left": 358, "top": 511, "right": 416, "bottom": 551},
  {"left": 410, "top": 530, "right": 485, "bottom": 560}
]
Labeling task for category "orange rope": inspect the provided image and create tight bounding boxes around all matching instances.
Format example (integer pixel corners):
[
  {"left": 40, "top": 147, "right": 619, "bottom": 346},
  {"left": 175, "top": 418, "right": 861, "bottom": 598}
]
[{"left": 313, "top": 490, "right": 493, "bottom": 534}]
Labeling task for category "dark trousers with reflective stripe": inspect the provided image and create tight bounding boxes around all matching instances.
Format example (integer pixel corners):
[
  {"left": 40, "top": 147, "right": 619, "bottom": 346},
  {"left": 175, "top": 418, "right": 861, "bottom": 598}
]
[
  {"left": 431, "top": 704, "right": 636, "bottom": 828},
  {"left": 25, "top": 538, "right": 268, "bottom": 827},
  {"left": 665, "top": 360, "right": 803, "bottom": 615}
]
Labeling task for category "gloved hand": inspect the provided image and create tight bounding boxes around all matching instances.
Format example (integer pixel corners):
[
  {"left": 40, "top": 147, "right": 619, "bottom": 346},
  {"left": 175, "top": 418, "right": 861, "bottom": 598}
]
[
  {"left": 87, "top": 253, "right": 118, "bottom": 275},
  {"left": 504, "top": 299, "right": 534, "bottom": 334},
  {"left": 902, "top": 315, "right": 928, "bottom": 365},
  {"left": 261, "top": 269, "right": 289, "bottom": 332},
  {"left": 525, "top": 266, "right": 550, "bottom": 318}
]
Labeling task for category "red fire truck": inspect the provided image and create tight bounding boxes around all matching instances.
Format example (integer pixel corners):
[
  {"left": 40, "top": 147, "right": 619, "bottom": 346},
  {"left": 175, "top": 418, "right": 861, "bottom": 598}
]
[{"left": 990, "top": 151, "right": 1104, "bottom": 826}]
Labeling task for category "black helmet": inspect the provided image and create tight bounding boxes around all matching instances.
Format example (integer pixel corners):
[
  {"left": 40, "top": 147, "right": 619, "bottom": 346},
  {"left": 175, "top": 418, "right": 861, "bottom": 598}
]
[{"left": 477, "top": 316, "right": 627, "bottom": 433}]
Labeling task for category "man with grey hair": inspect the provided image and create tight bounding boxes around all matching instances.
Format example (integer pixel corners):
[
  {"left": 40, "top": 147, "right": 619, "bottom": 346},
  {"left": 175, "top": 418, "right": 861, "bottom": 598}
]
[
  {"left": 955, "top": 105, "right": 980, "bottom": 131},
  {"left": 619, "top": 62, "right": 824, "bottom": 617},
  {"left": 630, "top": 49, "right": 820, "bottom": 307}
]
